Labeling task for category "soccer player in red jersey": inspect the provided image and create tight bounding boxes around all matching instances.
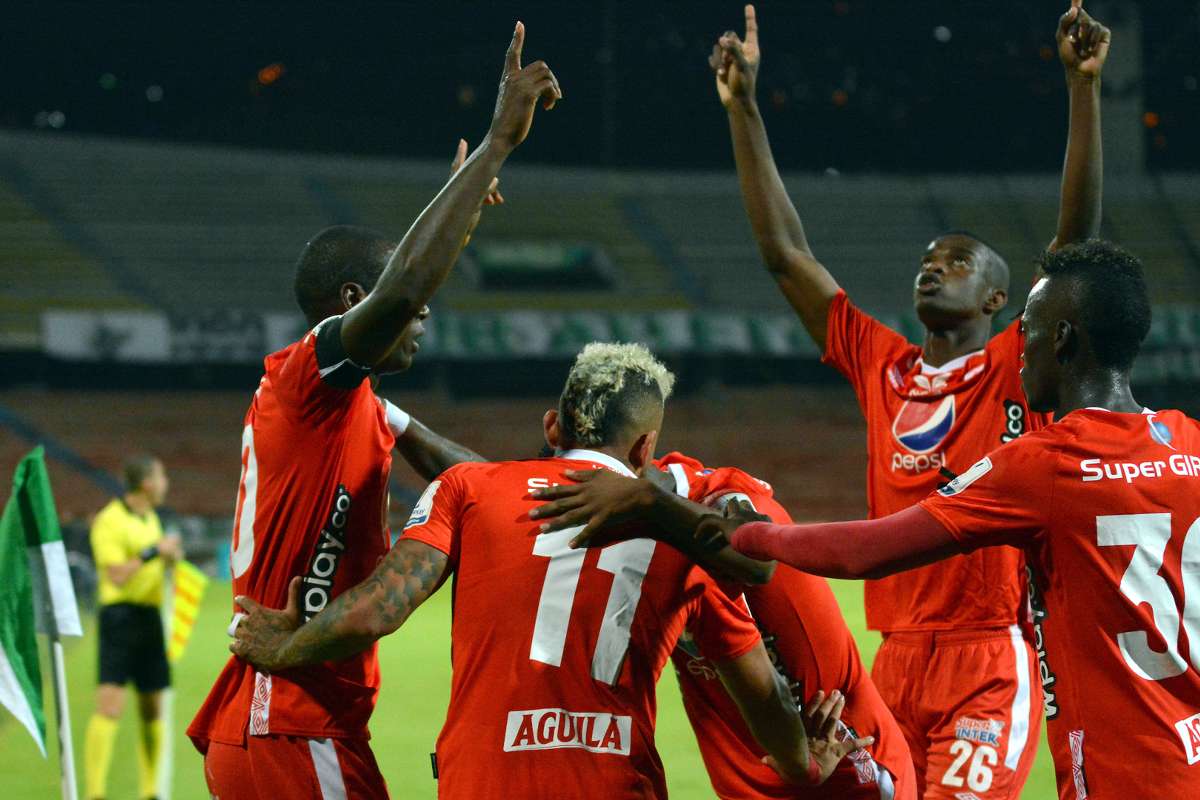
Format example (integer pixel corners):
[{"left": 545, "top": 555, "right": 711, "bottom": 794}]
[
  {"left": 657, "top": 453, "right": 917, "bottom": 800},
  {"left": 229, "top": 343, "right": 870, "bottom": 799},
  {"left": 718, "top": 240, "right": 1200, "bottom": 798},
  {"left": 188, "top": 23, "right": 562, "bottom": 799},
  {"left": 530, "top": 457, "right": 915, "bottom": 799},
  {"left": 707, "top": 4, "right": 1110, "bottom": 794}
]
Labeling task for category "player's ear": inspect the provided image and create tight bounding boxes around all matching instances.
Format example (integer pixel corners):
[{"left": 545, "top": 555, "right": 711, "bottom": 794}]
[
  {"left": 628, "top": 430, "right": 658, "bottom": 473},
  {"left": 1053, "top": 319, "right": 1076, "bottom": 364},
  {"left": 984, "top": 286, "right": 1008, "bottom": 315},
  {"left": 543, "top": 409, "right": 561, "bottom": 451},
  {"left": 340, "top": 282, "right": 368, "bottom": 312}
]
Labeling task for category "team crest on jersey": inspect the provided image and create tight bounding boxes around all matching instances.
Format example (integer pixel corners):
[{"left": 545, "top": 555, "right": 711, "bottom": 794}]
[
  {"left": 1148, "top": 415, "right": 1176, "bottom": 450},
  {"left": 892, "top": 395, "right": 956, "bottom": 453},
  {"left": 405, "top": 481, "right": 441, "bottom": 529}
]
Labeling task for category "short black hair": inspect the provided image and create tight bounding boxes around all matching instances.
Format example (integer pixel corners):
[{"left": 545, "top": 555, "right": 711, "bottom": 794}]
[
  {"left": 293, "top": 225, "right": 396, "bottom": 324},
  {"left": 122, "top": 454, "right": 159, "bottom": 493},
  {"left": 1037, "top": 239, "right": 1151, "bottom": 371},
  {"left": 939, "top": 229, "right": 1010, "bottom": 291}
]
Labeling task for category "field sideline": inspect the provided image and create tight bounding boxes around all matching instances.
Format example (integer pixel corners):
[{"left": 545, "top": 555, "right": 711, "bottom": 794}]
[{"left": 1, "top": 579, "right": 1057, "bottom": 798}]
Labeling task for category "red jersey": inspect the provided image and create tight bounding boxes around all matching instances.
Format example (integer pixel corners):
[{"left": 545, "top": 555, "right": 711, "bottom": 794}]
[
  {"left": 822, "top": 290, "right": 1051, "bottom": 632},
  {"left": 400, "top": 449, "right": 762, "bottom": 800},
  {"left": 920, "top": 408, "right": 1200, "bottom": 799},
  {"left": 658, "top": 453, "right": 915, "bottom": 800},
  {"left": 189, "top": 316, "right": 395, "bottom": 751}
]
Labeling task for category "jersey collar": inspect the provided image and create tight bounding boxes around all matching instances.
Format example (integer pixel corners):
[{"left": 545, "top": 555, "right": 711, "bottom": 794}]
[{"left": 557, "top": 448, "right": 636, "bottom": 478}]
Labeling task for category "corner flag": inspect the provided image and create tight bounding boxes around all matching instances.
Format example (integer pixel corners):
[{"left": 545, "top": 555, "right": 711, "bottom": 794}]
[{"left": 0, "top": 447, "right": 82, "bottom": 799}]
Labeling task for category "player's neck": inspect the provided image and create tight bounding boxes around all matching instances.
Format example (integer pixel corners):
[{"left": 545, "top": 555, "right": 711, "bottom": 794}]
[
  {"left": 123, "top": 492, "right": 153, "bottom": 516},
  {"left": 1055, "top": 370, "right": 1141, "bottom": 418},
  {"left": 920, "top": 319, "right": 991, "bottom": 367}
]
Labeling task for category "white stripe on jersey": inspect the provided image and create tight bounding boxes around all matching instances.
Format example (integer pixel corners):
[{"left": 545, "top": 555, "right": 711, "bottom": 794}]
[
  {"left": 308, "top": 738, "right": 348, "bottom": 800},
  {"left": 1005, "top": 624, "right": 1032, "bottom": 770}
]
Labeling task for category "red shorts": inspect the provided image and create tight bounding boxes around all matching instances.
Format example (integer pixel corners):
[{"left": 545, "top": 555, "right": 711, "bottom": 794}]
[
  {"left": 871, "top": 626, "right": 1041, "bottom": 800},
  {"left": 204, "top": 734, "right": 388, "bottom": 799}
]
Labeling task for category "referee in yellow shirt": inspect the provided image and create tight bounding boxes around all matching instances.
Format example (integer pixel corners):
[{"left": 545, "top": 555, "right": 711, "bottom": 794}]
[{"left": 84, "top": 454, "right": 181, "bottom": 800}]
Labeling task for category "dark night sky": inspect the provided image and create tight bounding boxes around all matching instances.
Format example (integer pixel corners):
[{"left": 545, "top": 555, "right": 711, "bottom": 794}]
[{"left": 2, "top": 1, "right": 1196, "bottom": 170}]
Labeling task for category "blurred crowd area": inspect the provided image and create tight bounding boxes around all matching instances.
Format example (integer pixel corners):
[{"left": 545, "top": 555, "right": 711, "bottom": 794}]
[{"left": 5, "top": 0, "right": 1198, "bottom": 170}]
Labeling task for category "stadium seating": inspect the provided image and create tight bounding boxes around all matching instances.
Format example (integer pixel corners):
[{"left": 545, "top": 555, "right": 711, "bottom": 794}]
[
  {"left": 3, "top": 131, "right": 1197, "bottom": 341},
  {"left": 0, "top": 385, "right": 868, "bottom": 525}
]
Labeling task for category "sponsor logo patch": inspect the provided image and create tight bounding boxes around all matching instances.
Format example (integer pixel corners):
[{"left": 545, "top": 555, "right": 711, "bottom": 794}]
[
  {"left": 954, "top": 716, "right": 1004, "bottom": 746},
  {"left": 1000, "top": 399, "right": 1027, "bottom": 444},
  {"left": 504, "top": 709, "right": 631, "bottom": 755},
  {"left": 405, "top": 480, "right": 442, "bottom": 529},
  {"left": 892, "top": 395, "right": 956, "bottom": 454},
  {"left": 1174, "top": 712, "right": 1200, "bottom": 765},
  {"left": 938, "top": 457, "right": 993, "bottom": 497},
  {"left": 301, "top": 485, "right": 352, "bottom": 622}
]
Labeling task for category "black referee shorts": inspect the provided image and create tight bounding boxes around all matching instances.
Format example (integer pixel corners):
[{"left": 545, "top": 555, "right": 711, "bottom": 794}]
[{"left": 97, "top": 603, "right": 170, "bottom": 692}]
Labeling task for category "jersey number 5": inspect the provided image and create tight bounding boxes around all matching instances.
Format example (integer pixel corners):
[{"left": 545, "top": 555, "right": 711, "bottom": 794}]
[
  {"left": 1098, "top": 513, "right": 1200, "bottom": 680},
  {"left": 530, "top": 527, "right": 656, "bottom": 685}
]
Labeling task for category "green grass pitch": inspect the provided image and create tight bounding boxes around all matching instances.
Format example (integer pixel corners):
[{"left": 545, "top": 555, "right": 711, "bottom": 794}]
[{"left": 2, "top": 580, "right": 1057, "bottom": 798}]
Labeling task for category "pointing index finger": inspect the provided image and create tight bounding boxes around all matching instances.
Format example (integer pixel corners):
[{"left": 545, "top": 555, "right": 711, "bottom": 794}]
[
  {"left": 744, "top": 5, "right": 758, "bottom": 46},
  {"left": 505, "top": 21, "right": 525, "bottom": 73}
]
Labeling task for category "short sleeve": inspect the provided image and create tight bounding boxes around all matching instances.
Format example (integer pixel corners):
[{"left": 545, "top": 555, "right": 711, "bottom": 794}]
[
  {"left": 90, "top": 510, "right": 127, "bottom": 568},
  {"left": 273, "top": 316, "right": 373, "bottom": 421},
  {"left": 687, "top": 576, "right": 761, "bottom": 662},
  {"left": 919, "top": 432, "right": 1058, "bottom": 550},
  {"left": 821, "top": 290, "right": 912, "bottom": 399},
  {"left": 399, "top": 468, "right": 467, "bottom": 567},
  {"left": 312, "top": 316, "right": 373, "bottom": 389}
]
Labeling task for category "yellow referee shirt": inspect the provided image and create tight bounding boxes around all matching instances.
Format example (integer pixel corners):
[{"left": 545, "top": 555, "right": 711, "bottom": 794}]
[{"left": 91, "top": 498, "right": 165, "bottom": 607}]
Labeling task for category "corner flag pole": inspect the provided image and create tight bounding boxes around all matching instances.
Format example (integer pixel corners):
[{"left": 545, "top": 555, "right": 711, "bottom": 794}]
[{"left": 49, "top": 638, "right": 78, "bottom": 800}]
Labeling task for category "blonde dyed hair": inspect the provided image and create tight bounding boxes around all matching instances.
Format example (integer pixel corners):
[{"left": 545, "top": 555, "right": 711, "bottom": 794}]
[{"left": 558, "top": 342, "right": 676, "bottom": 448}]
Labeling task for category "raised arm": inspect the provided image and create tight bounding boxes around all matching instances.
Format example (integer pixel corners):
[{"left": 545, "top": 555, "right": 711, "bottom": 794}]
[
  {"left": 339, "top": 22, "right": 562, "bottom": 366},
  {"left": 1048, "top": 0, "right": 1110, "bottom": 254},
  {"left": 713, "top": 5, "right": 839, "bottom": 348},
  {"left": 229, "top": 539, "right": 449, "bottom": 671}
]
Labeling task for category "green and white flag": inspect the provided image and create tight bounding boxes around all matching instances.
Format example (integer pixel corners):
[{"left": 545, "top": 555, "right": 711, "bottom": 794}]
[{"left": 0, "top": 446, "right": 82, "bottom": 756}]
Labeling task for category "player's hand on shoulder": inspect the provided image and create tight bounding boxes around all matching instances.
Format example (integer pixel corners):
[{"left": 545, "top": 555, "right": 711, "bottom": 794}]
[
  {"left": 695, "top": 497, "right": 769, "bottom": 551},
  {"left": 710, "top": 4, "right": 761, "bottom": 108},
  {"left": 488, "top": 22, "right": 562, "bottom": 154},
  {"left": 765, "top": 689, "right": 875, "bottom": 785},
  {"left": 529, "top": 469, "right": 657, "bottom": 548},
  {"left": 229, "top": 576, "right": 303, "bottom": 672},
  {"left": 1057, "top": 0, "right": 1110, "bottom": 80}
]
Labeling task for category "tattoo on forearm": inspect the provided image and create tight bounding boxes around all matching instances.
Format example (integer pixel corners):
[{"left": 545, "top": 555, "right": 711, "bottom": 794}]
[{"left": 282, "top": 542, "right": 448, "bottom": 666}]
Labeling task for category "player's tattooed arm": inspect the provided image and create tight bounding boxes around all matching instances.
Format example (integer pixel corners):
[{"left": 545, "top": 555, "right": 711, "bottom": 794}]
[
  {"left": 229, "top": 540, "right": 449, "bottom": 671},
  {"left": 711, "top": 5, "right": 839, "bottom": 349},
  {"left": 338, "top": 22, "right": 561, "bottom": 368},
  {"left": 529, "top": 469, "right": 776, "bottom": 585},
  {"left": 1048, "top": 0, "right": 1110, "bottom": 256}
]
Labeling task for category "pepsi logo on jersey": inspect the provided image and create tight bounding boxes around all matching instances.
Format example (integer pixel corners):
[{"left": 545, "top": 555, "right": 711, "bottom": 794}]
[{"left": 890, "top": 396, "right": 955, "bottom": 472}]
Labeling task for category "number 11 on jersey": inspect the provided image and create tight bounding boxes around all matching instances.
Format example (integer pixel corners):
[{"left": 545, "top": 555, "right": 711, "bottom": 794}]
[{"left": 530, "top": 528, "right": 657, "bottom": 685}]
